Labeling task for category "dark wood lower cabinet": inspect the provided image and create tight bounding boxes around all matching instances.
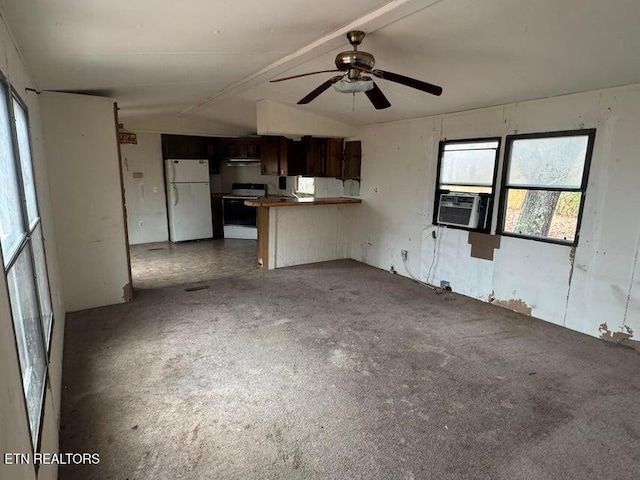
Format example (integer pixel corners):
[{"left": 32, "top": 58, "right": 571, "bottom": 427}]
[{"left": 211, "top": 194, "right": 224, "bottom": 239}]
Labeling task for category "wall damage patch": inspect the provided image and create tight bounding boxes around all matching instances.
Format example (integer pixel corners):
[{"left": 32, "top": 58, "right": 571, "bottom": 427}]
[
  {"left": 494, "top": 298, "right": 532, "bottom": 316},
  {"left": 467, "top": 232, "right": 501, "bottom": 261},
  {"left": 599, "top": 322, "right": 635, "bottom": 344}
]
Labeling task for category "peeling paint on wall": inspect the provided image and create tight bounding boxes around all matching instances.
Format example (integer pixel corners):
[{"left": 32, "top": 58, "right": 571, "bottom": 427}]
[
  {"left": 494, "top": 298, "right": 532, "bottom": 316},
  {"left": 599, "top": 322, "right": 634, "bottom": 343}
]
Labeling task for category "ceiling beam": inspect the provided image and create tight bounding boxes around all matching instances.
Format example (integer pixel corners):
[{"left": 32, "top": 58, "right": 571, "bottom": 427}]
[{"left": 178, "top": 0, "right": 444, "bottom": 116}]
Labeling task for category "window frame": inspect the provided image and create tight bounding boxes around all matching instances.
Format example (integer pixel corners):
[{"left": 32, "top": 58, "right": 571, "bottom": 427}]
[
  {"left": 496, "top": 129, "right": 596, "bottom": 246},
  {"left": 12, "top": 88, "right": 55, "bottom": 350},
  {"left": 433, "top": 136, "right": 502, "bottom": 233},
  {"left": 0, "top": 72, "right": 54, "bottom": 463}
]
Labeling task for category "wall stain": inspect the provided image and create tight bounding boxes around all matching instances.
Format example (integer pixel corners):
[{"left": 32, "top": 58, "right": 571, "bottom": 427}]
[
  {"left": 494, "top": 298, "right": 532, "bottom": 316},
  {"left": 568, "top": 247, "right": 576, "bottom": 286},
  {"left": 599, "top": 323, "right": 635, "bottom": 345}
]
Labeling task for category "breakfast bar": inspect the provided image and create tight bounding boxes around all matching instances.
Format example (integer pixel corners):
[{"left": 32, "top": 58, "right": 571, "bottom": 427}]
[{"left": 245, "top": 197, "right": 362, "bottom": 269}]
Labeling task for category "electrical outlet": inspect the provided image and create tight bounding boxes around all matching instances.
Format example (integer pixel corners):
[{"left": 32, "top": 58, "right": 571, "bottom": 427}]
[
  {"left": 432, "top": 230, "right": 437, "bottom": 239},
  {"left": 138, "top": 220, "right": 144, "bottom": 228},
  {"left": 401, "top": 250, "right": 408, "bottom": 261},
  {"left": 440, "top": 280, "right": 450, "bottom": 289},
  {"left": 390, "top": 265, "right": 397, "bottom": 274}
]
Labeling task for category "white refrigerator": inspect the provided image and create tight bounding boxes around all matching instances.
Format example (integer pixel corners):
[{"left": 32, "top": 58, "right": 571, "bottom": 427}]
[{"left": 165, "top": 159, "right": 213, "bottom": 242}]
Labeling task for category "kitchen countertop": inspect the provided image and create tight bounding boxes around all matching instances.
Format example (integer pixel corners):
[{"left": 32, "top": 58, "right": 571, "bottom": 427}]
[{"left": 244, "top": 196, "right": 362, "bottom": 208}]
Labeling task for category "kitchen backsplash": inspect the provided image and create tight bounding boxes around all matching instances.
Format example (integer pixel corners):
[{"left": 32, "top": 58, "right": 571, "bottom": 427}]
[
  {"left": 313, "top": 177, "right": 360, "bottom": 197},
  {"left": 213, "top": 164, "right": 360, "bottom": 197}
]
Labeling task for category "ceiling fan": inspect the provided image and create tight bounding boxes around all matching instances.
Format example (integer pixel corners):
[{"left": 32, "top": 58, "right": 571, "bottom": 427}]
[{"left": 270, "top": 31, "right": 443, "bottom": 110}]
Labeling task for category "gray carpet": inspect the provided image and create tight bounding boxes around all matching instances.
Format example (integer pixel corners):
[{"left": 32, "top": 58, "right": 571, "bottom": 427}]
[{"left": 59, "top": 260, "right": 640, "bottom": 480}]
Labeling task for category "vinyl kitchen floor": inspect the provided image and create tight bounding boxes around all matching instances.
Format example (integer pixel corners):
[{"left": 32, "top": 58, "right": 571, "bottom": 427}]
[{"left": 129, "top": 239, "right": 258, "bottom": 289}]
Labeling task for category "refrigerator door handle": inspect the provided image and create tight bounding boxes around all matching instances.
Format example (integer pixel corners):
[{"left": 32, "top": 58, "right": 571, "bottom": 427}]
[{"left": 173, "top": 184, "right": 178, "bottom": 206}]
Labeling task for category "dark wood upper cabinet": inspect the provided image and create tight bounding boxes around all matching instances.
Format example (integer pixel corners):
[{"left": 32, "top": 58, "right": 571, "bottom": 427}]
[
  {"left": 303, "top": 136, "right": 325, "bottom": 177},
  {"left": 299, "top": 136, "right": 359, "bottom": 179},
  {"left": 162, "top": 134, "right": 206, "bottom": 159},
  {"left": 261, "top": 137, "right": 280, "bottom": 175},
  {"left": 161, "top": 134, "right": 358, "bottom": 179},
  {"left": 221, "top": 137, "right": 262, "bottom": 159},
  {"left": 278, "top": 138, "right": 304, "bottom": 177},
  {"left": 260, "top": 137, "right": 305, "bottom": 176},
  {"left": 324, "top": 138, "right": 345, "bottom": 178},
  {"left": 343, "top": 140, "right": 362, "bottom": 180},
  {"left": 161, "top": 134, "right": 221, "bottom": 174}
]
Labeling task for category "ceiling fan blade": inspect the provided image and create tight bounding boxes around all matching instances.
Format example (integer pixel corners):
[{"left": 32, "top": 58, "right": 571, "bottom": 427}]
[
  {"left": 297, "top": 75, "right": 344, "bottom": 105},
  {"left": 365, "top": 82, "right": 391, "bottom": 110},
  {"left": 373, "top": 69, "right": 443, "bottom": 96},
  {"left": 270, "top": 70, "right": 341, "bottom": 83}
]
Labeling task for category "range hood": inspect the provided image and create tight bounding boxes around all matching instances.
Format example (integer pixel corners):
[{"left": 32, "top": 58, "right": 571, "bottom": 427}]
[{"left": 226, "top": 158, "right": 261, "bottom": 167}]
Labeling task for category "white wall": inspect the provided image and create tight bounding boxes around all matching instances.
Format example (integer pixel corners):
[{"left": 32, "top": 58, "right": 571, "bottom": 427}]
[
  {"left": 352, "top": 85, "right": 640, "bottom": 344},
  {"left": 0, "top": 13, "right": 65, "bottom": 480},
  {"left": 120, "top": 133, "right": 169, "bottom": 244},
  {"left": 351, "top": 84, "right": 640, "bottom": 343},
  {"left": 121, "top": 113, "right": 246, "bottom": 137},
  {"left": 40, "top": 92, "right": 130, "bottom": 312},
  {"left": 256, "top": 99, "right": 358, "bottom": 138}
]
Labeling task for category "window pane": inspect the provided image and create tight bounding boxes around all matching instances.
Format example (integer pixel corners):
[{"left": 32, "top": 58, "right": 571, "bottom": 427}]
[
  {"left": 440, "top": 146, "right": 497, "bottom": 186},
  {"left": 296, "top": 176, "right": 315, "bottom": 195},
  {"left": 13, "top": 99, "right": 39, "bottom": 227},
  {"left": 8, "top": 245, "right": 46, "bottom": 445},
  {"left": 503, "top": 189, "right": 581, "bottom": 242},
  {"left": 507, "top": 135, "right": 589, "bottom": 188},
  {"left": 32, "top": 224, "right": 52, "bottom": 349},
  {"left": 0, "top": 86, "right": 24, "bottom": 265}
]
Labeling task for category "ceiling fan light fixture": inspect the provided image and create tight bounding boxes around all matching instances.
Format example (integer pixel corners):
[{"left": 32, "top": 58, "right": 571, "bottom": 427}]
[{"left": 333, "top": 79, "right": 374, "bottom": 94}]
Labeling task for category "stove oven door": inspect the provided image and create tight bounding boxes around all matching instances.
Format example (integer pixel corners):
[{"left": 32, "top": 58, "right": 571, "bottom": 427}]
[{"left": 222, "top": 197, "right": 257, "bottom": 227}]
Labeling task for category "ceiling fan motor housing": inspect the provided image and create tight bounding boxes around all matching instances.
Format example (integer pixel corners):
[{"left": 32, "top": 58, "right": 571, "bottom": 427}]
[{"left": 335, "top": 51, "right": 375, "bottom": 72}]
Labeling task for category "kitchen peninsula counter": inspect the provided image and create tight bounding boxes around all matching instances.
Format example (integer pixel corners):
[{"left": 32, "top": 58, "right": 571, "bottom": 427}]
[
  {"left": 245, "top": 196, "right": 362, "bottom": 208},
  {"left": 246, "top": 196, "right": 361, "bottom": 269}
]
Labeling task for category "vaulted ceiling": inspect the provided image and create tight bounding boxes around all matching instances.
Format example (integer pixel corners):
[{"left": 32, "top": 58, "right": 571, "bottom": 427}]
[{"left": 3, "top": 0, "right": 640, "bottom": 133}]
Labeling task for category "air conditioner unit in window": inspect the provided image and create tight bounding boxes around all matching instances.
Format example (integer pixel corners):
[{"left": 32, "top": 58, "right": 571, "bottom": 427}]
[{"left": 437, "top": 193, "right": 482, "bottom": 228}]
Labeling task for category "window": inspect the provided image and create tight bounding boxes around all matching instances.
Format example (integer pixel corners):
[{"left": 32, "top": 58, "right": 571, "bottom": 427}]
[
  {"left": 295, "top": 176, "right": 315, "bottom": 196},
  {"left": 0, "top": 81, "right": 53, "bottom": 452},
  {"left": 433, "top": 138, "right": 501, "bottom": 231},
  {"left": 498, "top": 130, "right": 595, "bottom": 245}
]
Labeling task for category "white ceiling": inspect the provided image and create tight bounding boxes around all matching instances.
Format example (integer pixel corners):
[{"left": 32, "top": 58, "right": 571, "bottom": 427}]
[{"left": 3, "top": 0, "right": 640, "bottom": 132}]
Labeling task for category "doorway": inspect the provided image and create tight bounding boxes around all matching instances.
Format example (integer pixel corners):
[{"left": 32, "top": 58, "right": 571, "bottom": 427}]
[{"left": 118, "top": 133, "right": 260, "bottom": 291}]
